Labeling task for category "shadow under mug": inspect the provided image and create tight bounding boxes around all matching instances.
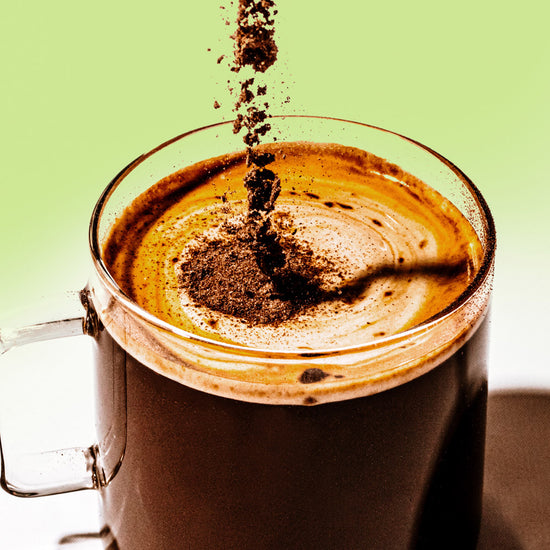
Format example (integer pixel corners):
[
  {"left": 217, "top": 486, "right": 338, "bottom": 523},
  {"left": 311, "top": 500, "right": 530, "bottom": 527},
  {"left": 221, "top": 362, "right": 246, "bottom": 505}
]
[{"left": 0, "top": 117, "right": 495, "bottom": 550}]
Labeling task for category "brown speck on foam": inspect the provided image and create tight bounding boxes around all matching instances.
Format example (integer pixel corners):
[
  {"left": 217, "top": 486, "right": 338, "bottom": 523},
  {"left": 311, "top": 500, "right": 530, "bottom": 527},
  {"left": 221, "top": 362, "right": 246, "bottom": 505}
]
[
  {"left": 207, "top": 318, "right": 219, "bottom": 329},
  {"left": 299, "top": 368, "right": 329, "bottom": 384}
]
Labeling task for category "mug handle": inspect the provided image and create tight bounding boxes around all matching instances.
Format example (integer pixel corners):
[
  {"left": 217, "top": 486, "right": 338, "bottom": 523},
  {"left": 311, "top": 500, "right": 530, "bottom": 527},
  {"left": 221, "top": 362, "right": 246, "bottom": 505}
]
[{"left": 0, "top": 289, "right": 109, "bottom": 497}]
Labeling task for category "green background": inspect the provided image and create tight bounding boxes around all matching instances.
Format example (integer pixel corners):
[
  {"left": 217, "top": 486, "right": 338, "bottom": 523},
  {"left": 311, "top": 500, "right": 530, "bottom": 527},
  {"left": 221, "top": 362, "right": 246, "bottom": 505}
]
[{"left": 1, "top": 1, "right": 548, "bottom": 382}]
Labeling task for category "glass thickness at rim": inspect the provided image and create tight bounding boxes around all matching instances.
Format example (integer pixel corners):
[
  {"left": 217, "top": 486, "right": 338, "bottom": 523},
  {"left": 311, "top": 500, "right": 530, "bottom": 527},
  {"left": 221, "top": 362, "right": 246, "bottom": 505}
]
[{"left": 89, "top": 115, "right": 496, "bottom": 358}]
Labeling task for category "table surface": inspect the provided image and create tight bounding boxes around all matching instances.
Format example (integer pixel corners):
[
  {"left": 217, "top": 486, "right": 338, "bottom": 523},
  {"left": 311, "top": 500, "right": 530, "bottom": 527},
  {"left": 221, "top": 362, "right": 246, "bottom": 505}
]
[{"left": 1, "top": 340, "right": 549, "bottom": 550}]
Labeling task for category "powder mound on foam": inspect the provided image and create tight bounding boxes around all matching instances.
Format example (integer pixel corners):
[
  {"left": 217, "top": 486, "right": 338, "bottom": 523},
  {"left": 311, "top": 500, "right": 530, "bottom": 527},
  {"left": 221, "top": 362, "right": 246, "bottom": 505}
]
[
  {"left": 179, "top": 219, "right": 341, "bottom": 325},
  {"left": 178, "top": 209, "right": 431, "bottom": 329}
]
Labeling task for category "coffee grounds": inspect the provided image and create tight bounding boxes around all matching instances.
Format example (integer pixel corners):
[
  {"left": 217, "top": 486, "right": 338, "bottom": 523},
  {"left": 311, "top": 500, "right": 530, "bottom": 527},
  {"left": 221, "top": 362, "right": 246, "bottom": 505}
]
[
  {"left": 231, "top": 0, "right": 278, "bottom": 74},
  {"left": 229, "top": 1, "right": 285, "bottom": 279},
  {"left": 179, "top": 223, "right": 336, "bottom": 325},
  {"left": 243, "top": 166, "right": 280, "bottom": 214},
  {"left": 179, "top": 1, "right": 335, "bottom": 326},
  {"left": 231, "top": 1, "right": 277, "bottom": 152}
]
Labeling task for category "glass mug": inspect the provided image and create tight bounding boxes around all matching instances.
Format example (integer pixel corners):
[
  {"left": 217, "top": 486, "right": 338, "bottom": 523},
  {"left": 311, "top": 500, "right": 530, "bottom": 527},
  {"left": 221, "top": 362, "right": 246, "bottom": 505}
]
[{"left": 0, "top": 117, "right": 495, "bottom": 549}]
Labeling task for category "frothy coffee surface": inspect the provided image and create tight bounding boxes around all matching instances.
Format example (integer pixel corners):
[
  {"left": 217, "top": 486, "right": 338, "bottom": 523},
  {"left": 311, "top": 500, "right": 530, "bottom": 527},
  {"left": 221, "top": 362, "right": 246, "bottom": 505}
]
[{"left": 103, "top": 142, "right": 482, "bottom": 351}]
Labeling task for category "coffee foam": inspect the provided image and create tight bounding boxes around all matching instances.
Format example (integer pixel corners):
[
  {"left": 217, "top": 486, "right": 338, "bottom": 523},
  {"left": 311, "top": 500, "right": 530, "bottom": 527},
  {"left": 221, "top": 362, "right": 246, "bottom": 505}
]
[{"left": 96, "top": 142, "right": 489, "bottom": 404}]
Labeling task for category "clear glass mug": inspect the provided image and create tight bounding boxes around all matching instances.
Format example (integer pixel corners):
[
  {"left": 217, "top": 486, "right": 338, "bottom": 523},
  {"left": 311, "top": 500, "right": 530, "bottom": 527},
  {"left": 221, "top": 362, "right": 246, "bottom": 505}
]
[{"left": 0, "top": 117, "right": 495, "bottom": 549}]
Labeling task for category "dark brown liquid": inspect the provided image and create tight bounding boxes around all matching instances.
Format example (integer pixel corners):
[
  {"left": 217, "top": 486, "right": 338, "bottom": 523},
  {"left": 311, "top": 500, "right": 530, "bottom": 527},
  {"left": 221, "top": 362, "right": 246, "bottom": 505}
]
[{"left": 94, "top": 316, "right": 488, "bottom": 550}]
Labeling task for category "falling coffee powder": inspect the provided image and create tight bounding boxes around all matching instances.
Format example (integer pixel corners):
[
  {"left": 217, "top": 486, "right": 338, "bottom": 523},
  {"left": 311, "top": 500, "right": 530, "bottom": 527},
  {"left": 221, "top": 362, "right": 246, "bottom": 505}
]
[
  {"left": 230, "top": 0, "right": 281, "bottom": 221},
  {"left": 179, "top": 0, "right": 333, "bottom": 325}
]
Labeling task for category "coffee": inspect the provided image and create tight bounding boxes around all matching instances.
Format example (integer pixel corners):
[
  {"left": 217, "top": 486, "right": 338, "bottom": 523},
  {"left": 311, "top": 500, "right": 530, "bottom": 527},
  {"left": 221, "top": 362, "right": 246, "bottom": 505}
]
[
  {"left": 87, "top": 118, "right": 494, "bottom": 549},
  {"left": 101, "top": 141, "right": 482, "bottom": 403},
  {"left": 96, "top": 321, "right": 487, "bottom": 550}
]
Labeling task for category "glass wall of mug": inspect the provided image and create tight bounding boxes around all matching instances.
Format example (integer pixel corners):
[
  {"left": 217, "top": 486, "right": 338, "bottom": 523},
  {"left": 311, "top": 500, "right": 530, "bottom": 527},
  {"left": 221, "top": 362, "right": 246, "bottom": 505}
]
[{"left": 88, "top": 116, "right": 495, "bottom": 549}]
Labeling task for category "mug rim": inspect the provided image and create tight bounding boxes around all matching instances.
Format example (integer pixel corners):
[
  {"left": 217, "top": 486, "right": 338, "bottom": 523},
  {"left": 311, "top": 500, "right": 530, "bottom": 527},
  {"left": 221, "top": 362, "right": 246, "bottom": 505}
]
[{"left": 88, "top": 115, "right": 496, "bottom": 359}]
